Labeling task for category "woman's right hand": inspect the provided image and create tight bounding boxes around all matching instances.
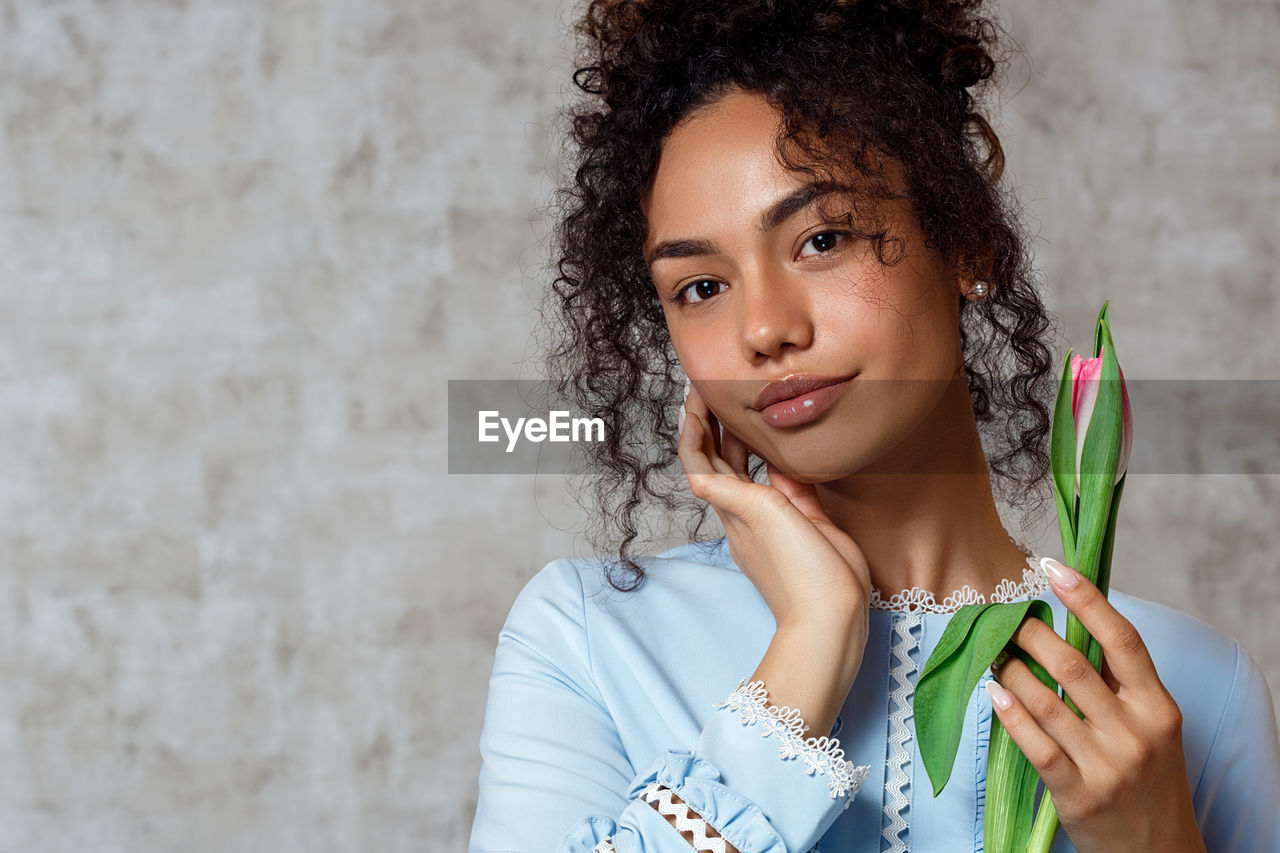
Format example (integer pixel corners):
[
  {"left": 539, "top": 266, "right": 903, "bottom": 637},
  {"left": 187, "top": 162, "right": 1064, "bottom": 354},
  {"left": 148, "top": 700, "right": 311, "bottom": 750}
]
[
  {"left": 678, "top": 383, "right": 871, "bottom": 735},
  {"left": 678, "top": 383, "right": 871, "bottom": 628}
]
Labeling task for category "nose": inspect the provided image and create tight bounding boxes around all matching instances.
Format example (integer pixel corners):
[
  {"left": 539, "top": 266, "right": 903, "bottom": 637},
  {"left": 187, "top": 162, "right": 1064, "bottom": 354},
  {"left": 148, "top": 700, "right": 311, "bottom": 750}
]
[{"left": 738, "top": 268, "right": 815, "bottom": 361}]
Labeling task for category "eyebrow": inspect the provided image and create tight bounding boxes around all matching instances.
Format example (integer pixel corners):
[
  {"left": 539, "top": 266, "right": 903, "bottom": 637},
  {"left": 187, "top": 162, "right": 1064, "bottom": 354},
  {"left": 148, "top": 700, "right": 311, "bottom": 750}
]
[{"left": 645, "top": 182, "right": 841, "bottom": 265}]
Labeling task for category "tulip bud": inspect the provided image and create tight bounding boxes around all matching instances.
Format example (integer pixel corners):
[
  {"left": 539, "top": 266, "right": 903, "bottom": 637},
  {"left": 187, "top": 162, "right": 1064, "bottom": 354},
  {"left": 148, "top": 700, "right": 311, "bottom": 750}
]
[{"left": 1069, "top": 345, "right": 1133, "bottom": 497}]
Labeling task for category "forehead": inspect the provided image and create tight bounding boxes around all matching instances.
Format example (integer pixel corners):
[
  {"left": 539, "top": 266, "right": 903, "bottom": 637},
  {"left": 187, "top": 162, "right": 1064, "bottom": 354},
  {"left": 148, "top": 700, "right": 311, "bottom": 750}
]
[
  {"left": 655, "top": 88, "right": 786, "bottom": 172},
  {"left": 643, "top": 91, "right": 799, "bottom": 241}
]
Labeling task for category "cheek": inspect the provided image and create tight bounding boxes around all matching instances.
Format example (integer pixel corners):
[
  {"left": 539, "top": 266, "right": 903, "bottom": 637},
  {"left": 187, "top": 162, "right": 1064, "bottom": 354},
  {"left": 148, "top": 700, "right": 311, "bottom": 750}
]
[
  {"left": 674, "top": 333, "right": 735, "bottom": 383},
  {"left": 823, "top": 292, "right": 959, "bottom": 380}
]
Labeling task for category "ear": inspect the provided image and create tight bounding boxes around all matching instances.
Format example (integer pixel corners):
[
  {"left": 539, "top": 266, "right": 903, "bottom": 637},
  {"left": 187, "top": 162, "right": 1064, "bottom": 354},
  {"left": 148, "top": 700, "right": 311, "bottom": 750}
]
[
  {"left": 954, "top": 249, "right": 996, "bottom": 301},
  {"left": 953, "top": 271, "right": 979, "bottom": 302}
]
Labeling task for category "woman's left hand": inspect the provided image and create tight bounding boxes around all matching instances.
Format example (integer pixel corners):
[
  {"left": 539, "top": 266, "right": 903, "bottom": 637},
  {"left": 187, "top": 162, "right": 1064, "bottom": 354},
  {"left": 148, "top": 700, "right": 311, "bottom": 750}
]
[{"left": 987, "top": 558, "right": 1206, "bottom": 853}]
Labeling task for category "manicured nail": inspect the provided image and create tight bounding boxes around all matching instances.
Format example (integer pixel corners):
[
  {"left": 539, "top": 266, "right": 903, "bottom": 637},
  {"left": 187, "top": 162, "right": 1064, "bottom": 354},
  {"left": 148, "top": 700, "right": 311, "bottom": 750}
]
[
  {"left": 985, "top": 679, "right": 1013, "bottom": 710},
  {"left": 678, "top": 404, "right": 686, "bottom": 437},
  {"left": 1040, "top": 556, "right": 1079, "bottom": 589}
]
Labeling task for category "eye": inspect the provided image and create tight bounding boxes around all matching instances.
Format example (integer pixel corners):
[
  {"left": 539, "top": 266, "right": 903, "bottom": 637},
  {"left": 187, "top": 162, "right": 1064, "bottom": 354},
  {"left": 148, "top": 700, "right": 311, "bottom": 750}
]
[
  {"left": 798, "top": 230, "right": 849, "bottom": 258},
  {"left": 675, "top": 278, "right": 727, "bottom": 304}
]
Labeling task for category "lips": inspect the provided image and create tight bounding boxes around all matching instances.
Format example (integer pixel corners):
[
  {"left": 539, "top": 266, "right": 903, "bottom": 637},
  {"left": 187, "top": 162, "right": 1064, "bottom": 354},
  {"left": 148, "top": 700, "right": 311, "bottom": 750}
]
[{"left": 752, "top": 374, "right": 857, "bottom": 410}]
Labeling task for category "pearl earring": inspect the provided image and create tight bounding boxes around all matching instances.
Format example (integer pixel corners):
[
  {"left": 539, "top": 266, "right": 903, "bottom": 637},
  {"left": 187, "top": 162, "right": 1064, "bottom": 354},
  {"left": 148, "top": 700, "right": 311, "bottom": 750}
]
[{"left": 971, "top": 280, "right": 989, "bottom": 299}]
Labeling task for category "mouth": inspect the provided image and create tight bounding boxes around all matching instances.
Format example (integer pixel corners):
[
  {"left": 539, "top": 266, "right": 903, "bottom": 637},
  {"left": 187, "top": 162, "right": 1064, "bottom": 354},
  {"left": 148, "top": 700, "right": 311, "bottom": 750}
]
[
  {"left": 752, "top": 373, "right": 858, "bottom": 411},
  {"left": 752, "top": 373, "right": 858, "bottom": 429}
]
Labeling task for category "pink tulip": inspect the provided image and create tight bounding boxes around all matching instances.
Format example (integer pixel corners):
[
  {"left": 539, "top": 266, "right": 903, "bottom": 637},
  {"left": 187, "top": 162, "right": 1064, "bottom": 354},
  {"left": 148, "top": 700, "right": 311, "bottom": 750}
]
[{"left": 1070, "top": 346, "right": 1133, "bottom": 496}]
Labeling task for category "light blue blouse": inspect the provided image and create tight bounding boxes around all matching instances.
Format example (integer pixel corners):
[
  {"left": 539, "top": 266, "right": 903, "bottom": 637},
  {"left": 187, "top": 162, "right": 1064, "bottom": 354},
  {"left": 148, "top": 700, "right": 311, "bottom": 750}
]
[{"left": 469, "top": 538, "right": 1280, "bottom": 852}]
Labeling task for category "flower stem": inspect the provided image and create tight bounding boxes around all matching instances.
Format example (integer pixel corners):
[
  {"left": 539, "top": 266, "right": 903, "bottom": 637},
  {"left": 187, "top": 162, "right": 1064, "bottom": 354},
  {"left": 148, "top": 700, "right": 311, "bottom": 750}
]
[
  {"left": 1029, "top": 479, "right": 1124, "bottom": 851},
  {"left": 1026, "top": 792, "right": 1061, "bottom": 852}
]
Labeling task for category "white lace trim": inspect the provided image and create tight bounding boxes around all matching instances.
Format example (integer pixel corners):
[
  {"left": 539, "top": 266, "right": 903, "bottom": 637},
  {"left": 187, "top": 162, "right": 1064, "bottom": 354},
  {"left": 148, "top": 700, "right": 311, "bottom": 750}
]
[
  {"left": 592, "top": 837, "right": 616, "bottom": 853},
  {"left": 881, "top": 612, "right": 922, "bottom": 853},
  {"left": 640, "top": 782, "right": 728, "bottom": 852},
  {"left": 714, "top": 679, "right": 871, "bottom": 802},
  {"left": 869, "top": 552, "right": 1049, "bottom": 615}
]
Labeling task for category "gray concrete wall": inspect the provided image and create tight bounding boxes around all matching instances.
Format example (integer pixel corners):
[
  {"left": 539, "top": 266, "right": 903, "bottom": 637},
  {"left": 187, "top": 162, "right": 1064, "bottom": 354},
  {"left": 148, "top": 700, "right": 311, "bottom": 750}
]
[{"left": 0, "top": 0, "right": 1273, "bottom": 849}]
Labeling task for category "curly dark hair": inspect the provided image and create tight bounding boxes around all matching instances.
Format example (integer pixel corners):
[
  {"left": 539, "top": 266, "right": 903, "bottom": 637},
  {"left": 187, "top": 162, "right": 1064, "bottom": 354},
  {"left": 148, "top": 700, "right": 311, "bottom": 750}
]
[{"left": 535, "top": 0, "right": 1059, "bottom": 591}]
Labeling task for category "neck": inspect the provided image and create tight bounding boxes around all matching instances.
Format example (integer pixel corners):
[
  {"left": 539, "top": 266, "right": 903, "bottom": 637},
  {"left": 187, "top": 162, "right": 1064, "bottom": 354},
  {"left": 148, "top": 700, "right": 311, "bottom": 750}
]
[{"left": 814, "top": 377, "right": 1033, "bottom": 599}]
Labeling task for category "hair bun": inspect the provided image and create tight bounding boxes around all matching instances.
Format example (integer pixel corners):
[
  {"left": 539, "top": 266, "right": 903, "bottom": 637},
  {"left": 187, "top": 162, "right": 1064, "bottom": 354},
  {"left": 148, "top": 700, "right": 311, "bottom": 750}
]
[{"left": 577, "top": 1, "right": 1000, "bottom": 102}]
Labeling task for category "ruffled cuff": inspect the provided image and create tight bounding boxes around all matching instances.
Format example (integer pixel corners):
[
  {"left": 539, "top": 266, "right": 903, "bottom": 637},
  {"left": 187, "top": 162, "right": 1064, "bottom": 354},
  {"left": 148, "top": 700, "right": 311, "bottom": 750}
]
[
  {"left": 696, "top": 679, "right": 870, "bottom": 852},
  {"left": 561, "top": 749, "right": 785, "bottom": 852},
  {"left": 560, "top": 680, "right": 869, "bottom": 853},
  {"left": 627, "top": 749, "right": 788, "bottom": 852}
]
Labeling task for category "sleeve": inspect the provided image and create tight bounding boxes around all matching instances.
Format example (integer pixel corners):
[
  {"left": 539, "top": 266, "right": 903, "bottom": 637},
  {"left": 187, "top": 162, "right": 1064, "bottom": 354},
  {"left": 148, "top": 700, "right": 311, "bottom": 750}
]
[
  {"left": 1192, "top": 640, "right": 1280, "bottom": 850},
  {"left": 468, "top": 560, "right": 871, "bottom": 853}
]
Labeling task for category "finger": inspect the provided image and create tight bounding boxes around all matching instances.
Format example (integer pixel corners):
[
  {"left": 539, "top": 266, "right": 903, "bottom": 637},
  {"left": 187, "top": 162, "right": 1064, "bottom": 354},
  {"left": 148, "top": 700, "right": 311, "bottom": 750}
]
[
  {"left": 679, "top": 411, "right": 737, "bottom": 479},
  {"left": 707, "top": 409, "right": 725, "bottom": 459},
  {"left": 765, "top": 462, "right": 831, "bottom": 524},
  {"left": 720, "top": 427, "right": 751, "bottom": 480},
  {"left": 687, "top": 383, "right": 724, "bottom": 459},
  {"left": 677, "top": 384, "right": 732, "bottom": 476},
  {"left": 686, "top": 383, "right": 734, "bottom": 475},
  {"left": 985, "top": 678, "right": 1083, "bottom": 796},
  {"left": 1009, "top": 615, "right": 1122, "bottom": 723},
  {"left": 994, "top": 654, "right": 1092, "bottom": 764},
  {"left": 1040, "top": 558, "right": 1161, "bottom": 691},
  {"left": 1099, "top": 649, "right": 1121, "bottom": 693},
  {"left": 679, "top": 413, "right": 763, "bottom": 514},
  {"left": 699, "top": 414, "right": 736, "bottom": 478}
]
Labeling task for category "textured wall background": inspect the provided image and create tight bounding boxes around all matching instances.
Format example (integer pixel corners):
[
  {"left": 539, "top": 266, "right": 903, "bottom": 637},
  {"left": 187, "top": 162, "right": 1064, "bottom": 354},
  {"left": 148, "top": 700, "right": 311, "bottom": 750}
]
[{"left": 0, "top": 1, "right": 1274, "bottom": 850}]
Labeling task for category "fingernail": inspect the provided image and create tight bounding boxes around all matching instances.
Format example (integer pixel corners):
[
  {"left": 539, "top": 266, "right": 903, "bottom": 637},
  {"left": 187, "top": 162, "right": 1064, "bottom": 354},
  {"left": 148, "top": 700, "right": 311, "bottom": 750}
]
[
  {"left": 985, "top": 679, "right": 1013, "bottom": 710},
  {"left": 678, "top": 405, "right": 686, "bottom": 437},
  {"left": 1040, "top": 556, "right": 1079, "bottom": 589}
]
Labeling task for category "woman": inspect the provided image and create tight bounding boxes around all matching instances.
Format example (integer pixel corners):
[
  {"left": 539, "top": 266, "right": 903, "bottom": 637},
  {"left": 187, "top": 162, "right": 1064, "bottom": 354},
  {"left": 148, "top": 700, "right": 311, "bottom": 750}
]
[{"left": 469, "top": 1, "right": 1280, "bottom": 850}]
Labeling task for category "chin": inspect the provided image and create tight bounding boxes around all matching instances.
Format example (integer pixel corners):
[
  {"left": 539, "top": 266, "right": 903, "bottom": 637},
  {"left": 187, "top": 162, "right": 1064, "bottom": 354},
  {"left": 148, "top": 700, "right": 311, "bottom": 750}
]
[
  {"left": 763, "top": 419, "right": 909, "bottom": 482},
  {"left": 759, "top": 443, "right": 865, "bottom": 484}
]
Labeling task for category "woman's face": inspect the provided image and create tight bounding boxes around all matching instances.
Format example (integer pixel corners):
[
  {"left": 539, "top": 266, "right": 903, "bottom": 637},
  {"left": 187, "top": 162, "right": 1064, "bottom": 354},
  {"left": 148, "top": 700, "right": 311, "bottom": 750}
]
[{"left": 643, "top": 88, "right": 972, "bottom": 482}]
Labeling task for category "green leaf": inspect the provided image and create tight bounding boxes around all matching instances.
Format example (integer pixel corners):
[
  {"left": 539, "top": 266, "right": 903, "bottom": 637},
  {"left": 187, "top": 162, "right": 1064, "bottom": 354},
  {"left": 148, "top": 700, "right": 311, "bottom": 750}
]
[
  {"left": 1072, "top": 473, "right": 1127, "bottom": 678},
  {"left": 915, "top": 600, "right": 1055, "bottom": 797},
  {"left": 985, "top": 716, "right": 1033, "bottom": 853},
  {"left": 1075, "top": 310, "right": 1122, "bottom": 585},
  {"left": 1094, "top": 473, "right": 1125, "bottom": 600},
  {"left": 1049, "top": 348, "right": 1078, "bottom": 560},
  {"left": 921, "top": 599, "right": 988, "bottom": 667},
  {"left": 1092, "top": 299, "right": 1110, "bottom": 358}
]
